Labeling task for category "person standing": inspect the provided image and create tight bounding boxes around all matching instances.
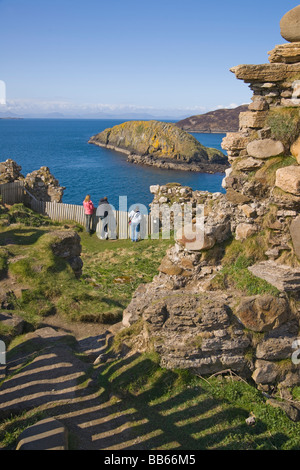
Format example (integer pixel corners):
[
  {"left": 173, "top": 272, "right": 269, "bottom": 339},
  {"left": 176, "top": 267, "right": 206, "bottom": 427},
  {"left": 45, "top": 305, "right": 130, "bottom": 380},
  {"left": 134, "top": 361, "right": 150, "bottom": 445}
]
[
  {"left": 97, "top": 196, "right": 110, "bottom": 239},
  {"left": 83, "top": 194, "right": 95, "bottom": 233},
  {"left": 129, "top": 206, "right": 142, "bottom": 242}
]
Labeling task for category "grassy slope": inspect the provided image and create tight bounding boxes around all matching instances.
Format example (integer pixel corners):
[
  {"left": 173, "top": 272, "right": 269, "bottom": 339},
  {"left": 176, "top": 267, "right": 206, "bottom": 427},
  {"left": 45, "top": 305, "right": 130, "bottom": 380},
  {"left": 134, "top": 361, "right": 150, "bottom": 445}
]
[{"left": 0, "top": 204, "right": 173, "bottom": 330}]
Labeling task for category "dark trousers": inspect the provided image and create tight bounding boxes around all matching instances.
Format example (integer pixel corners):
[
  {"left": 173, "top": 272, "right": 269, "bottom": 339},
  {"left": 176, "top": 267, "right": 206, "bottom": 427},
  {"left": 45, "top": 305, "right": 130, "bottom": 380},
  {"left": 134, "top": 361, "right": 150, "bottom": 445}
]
[{"left": 85, "top": 214, "right": 93, "bottom": 232}]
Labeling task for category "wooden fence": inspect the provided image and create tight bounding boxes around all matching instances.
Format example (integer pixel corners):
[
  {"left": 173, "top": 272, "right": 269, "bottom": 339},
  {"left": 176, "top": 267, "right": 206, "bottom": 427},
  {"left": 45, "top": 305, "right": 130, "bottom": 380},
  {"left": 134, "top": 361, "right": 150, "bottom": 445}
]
[
  {"left": 0, "top": 180, "right": 25, "bottom": 205},
  {"left": 0, "top": 181, "right": 152, "bottom": 239}
]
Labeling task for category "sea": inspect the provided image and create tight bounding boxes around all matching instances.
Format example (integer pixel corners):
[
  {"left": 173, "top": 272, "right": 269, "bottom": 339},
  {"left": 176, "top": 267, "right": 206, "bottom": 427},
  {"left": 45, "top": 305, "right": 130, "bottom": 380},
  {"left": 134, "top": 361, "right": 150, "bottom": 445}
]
[{"left": 0, "top": 119, "right": 226, "bottom": 210}]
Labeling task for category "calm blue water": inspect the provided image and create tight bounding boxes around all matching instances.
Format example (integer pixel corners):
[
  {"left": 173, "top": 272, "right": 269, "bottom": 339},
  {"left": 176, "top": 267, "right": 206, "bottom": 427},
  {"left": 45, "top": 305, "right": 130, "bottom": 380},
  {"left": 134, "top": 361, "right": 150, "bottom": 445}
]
[{"left": 0, "top": 119, "right": 226, "bottom": 209}]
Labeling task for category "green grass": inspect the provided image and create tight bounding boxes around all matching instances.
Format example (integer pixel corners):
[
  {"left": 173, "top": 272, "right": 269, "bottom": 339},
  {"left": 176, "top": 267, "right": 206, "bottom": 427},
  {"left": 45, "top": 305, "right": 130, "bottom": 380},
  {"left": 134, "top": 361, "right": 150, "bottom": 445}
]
[
  {"left": 266, "top": 107, "right": 300, "bottom": 147},
  {"left": 0, "top": 205, "right": 173, "bottom": 327},
  {"left": 94, "top": 350, "right": 300, "bottom": 450},
  {"left": 79, "top": 231, "right": 173, "bottom": 320},
  {"left": 209, "top": 234, "right": 280, "bottom": 296}
]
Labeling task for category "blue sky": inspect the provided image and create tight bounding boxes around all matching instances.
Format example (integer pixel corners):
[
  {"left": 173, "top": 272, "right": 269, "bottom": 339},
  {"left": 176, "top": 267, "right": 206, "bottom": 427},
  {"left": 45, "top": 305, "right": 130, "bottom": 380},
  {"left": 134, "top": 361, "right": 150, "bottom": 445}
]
[{"left": 0, "top": 0, "right": 299, "bottom": 117}]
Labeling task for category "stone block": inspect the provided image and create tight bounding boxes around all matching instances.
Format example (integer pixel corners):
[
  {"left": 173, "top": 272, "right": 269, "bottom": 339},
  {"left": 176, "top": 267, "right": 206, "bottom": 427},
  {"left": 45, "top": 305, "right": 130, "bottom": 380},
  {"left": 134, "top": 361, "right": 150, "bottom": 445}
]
[
  {"left": 269, "top": 42, "right": 300, "bottom": 64},
  {"left": 248, "top": 97, "right": 269, "bottom": 111},
  {"left": 248, "top": 260, "right": 300, "bottom": 291},
  {"left": 290, "top": 215, "right": 300, "bottom": 259},
  {"left": 235, "top": 157, "right": 263, "bottom": 171},
  {"left": 275, "top": 165, "right": 300, "bottom": 195},
  {"left": 241, "top": 204, "right": 257, "bottom": 218},
  {"left": 231, "top": 63, "right": 300, "bottom": 83},
  {"left": 239, "top": 111, "right": 267, "bottom": 129},
  {"left": 221, "top": 132, "right": 249, "bottom": 151},
  {"left": 247, "top": 139, "right": 284, "bottom": 159},
  {"left": 235, "top": 223, "right": 258, "bottom": 240}
]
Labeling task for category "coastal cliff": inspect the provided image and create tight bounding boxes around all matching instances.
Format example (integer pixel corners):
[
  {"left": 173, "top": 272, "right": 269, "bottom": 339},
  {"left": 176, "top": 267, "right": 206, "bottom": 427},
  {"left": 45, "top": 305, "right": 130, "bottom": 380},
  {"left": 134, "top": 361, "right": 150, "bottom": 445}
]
[{"left": 89, "top": 120, "right": 228, "bottom": 173}]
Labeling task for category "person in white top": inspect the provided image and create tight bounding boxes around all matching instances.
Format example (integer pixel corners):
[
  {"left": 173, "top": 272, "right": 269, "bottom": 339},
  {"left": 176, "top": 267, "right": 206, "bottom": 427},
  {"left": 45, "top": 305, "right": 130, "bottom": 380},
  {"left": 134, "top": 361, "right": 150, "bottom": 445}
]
[{"left": 129, "top": 206, "right": 142, "bottom": 242}]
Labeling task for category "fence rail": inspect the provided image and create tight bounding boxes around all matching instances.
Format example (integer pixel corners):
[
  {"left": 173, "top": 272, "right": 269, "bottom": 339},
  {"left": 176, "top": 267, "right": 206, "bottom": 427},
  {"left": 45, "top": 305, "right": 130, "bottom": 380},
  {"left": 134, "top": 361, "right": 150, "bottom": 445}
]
[{"left": 0, "top": 181, "right": 152, "bottom": 238}]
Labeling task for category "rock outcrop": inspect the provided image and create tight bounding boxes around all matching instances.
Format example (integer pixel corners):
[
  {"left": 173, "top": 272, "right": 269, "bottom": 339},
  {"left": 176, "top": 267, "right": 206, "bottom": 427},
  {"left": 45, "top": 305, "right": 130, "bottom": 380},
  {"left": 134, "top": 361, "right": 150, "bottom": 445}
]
[
  {"left": 176, "top": 105, "right": 249, "bottom": 133},
  {"left": 0, "top": 159, "right": 65, "bottom": 203},
  {"left": 24, "top": 166, "right": 65, "bottom": 203},
  {"left": 49, "top": 230, "right": 83, "bottom": 278},
  {"left": 89, "top": 120, "right": 228, "bottom": 173},
  {"left": 121, "top": 9, "right": 300, "bottom": 408},
  {"left": 0, "top": 159, "right": 23, "bottom": 184}
]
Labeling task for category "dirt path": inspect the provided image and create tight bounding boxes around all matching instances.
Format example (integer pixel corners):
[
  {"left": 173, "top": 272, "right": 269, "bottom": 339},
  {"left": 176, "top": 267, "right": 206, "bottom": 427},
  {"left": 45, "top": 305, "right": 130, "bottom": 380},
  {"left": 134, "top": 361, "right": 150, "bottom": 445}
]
[{"left": 41, "top": 314, "right": 123, "bottom": 340}]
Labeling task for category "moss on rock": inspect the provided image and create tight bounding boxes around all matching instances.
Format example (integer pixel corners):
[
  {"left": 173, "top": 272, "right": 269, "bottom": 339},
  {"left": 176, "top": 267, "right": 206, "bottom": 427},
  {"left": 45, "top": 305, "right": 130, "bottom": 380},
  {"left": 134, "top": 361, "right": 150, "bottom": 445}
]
[{"left": 89, "top": 120, "right": 228, "bottom": 170}]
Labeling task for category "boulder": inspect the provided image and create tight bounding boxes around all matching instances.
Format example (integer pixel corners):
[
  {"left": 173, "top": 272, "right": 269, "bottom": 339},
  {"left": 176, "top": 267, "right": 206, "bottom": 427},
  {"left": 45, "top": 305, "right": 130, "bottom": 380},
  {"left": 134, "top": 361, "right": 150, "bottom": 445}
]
[
  {"left": 236, "top": 294, "right": 289, "bottom": 332},
  {"left": 275, "top": 165, "right": 300, "bottom": 195},
  {"left": 247, "top": 139, "right": 284, "bottom": 159},
  {"left": 280, "top": 6, "right": 300, "bottom": 43},
  {"left": 252, "top": 360, "right": 279, "bottom": 384},
  {"left": 0, "top": 312, "right": 25, "bottom": 337}
]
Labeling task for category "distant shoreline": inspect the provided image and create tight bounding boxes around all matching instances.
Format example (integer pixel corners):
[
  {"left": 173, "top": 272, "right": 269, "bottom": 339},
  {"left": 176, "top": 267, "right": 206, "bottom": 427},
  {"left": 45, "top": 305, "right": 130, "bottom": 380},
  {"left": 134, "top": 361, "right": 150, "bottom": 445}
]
[
  {"left": 185, "top": 129, "right": 232, "bottom": 134},
  {"left": 0, "top": 117, "right": 23, "bottom": 120}
]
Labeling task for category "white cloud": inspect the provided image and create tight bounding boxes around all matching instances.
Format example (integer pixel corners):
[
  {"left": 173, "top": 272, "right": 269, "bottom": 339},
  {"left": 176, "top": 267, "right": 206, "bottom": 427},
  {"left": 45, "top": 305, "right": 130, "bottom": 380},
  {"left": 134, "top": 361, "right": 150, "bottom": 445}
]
[{"left": 2, "top": 98, "right": 209, "bottom": 118}]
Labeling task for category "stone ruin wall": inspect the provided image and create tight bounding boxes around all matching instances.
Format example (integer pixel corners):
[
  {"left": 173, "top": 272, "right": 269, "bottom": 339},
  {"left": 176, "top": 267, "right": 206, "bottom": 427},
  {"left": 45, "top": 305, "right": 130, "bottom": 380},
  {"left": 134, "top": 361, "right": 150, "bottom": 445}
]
[{"left": 122, "top": 7, "right": 300, "bottom": 414}]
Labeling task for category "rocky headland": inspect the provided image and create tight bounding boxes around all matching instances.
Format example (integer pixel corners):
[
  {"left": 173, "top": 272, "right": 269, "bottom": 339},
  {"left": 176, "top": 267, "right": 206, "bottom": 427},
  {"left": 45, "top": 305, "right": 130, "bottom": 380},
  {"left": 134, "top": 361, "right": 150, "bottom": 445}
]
[
  {"left": 88, "top": 120, "right": 228, "bottom": 173},
  {"left": 176, "top": 105, "right": 249, "bottom": 133}
]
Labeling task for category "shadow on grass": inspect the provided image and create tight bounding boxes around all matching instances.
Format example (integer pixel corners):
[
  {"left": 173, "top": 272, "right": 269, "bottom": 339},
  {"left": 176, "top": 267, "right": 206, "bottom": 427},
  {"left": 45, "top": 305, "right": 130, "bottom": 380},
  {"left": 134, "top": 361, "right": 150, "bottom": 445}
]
[
  {"left": 0, "top": 336, "right": 296, "bottom": 450},
  {"left": 0, "top": 228, "right": 46, "bottom": 247}
]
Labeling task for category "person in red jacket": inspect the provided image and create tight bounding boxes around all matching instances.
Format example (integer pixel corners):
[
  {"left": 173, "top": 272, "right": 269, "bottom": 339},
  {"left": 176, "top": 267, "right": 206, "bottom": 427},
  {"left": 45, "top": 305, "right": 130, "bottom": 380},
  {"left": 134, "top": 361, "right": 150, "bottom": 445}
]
[{"left": 83, "top": 194, "right": 95, "bottom": 233}]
